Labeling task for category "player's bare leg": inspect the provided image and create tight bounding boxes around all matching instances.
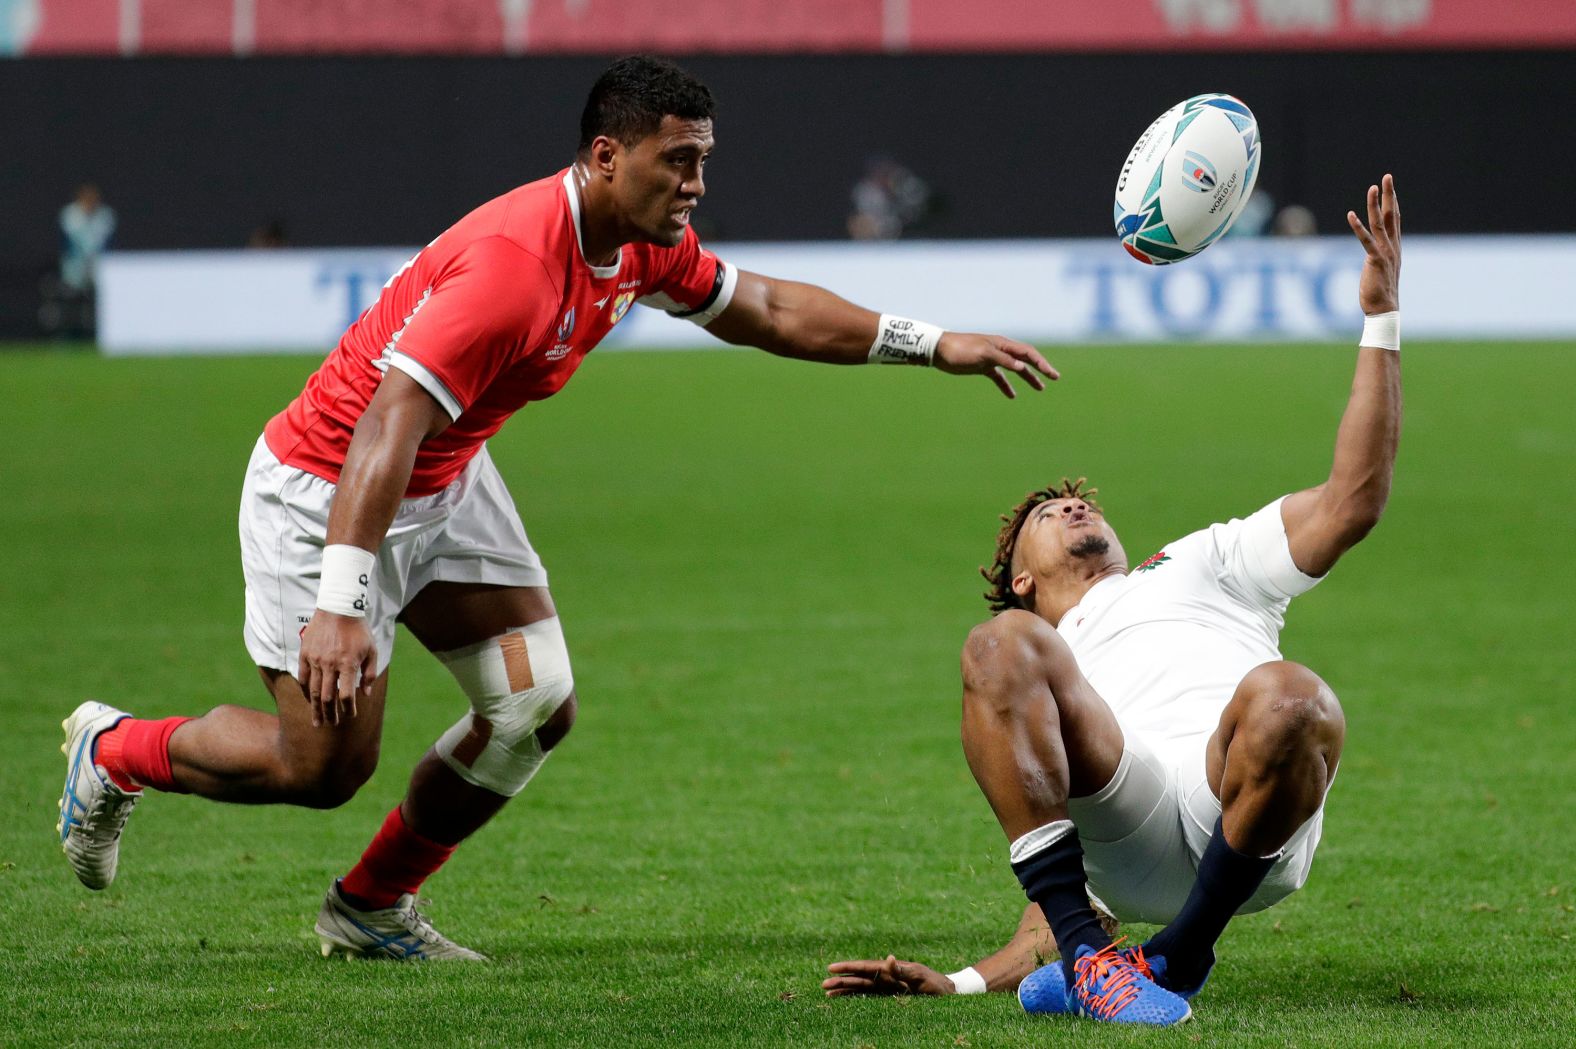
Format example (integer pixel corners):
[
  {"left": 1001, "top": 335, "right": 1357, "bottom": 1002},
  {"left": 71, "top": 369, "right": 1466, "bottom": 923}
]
[
  {"left": 58, "top": 667, "right": 389, "bottom": 891},
  {"left": 1207, "top": 660, "right": 1345, "bottom": 855},
  {"left": 156, "top": 668, "right": 390, "bottom": 805},
  {"left": 960, "top": 611, "right": 1125, "bottom": 841},
  {"left": 961, "top": 611, "right": 1187, "bottom": 1023},
  {"left": 1142, "top": 660, "right": 1345, "bottom": 993},
  {"left": 319, "top": 582, "right": 576, "bottom": 960}
]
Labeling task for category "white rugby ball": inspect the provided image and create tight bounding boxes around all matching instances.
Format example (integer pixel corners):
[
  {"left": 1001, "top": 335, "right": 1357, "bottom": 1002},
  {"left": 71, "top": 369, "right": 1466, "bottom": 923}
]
[{"left": 1114, "top": 94, "right": 1262, "bottom": 264}]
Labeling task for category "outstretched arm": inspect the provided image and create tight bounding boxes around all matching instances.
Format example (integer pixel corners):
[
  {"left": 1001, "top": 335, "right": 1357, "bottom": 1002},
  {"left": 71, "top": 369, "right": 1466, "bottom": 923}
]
[
  {"left": 823, "top": 903, "right": 1089, "bottom": 996},
  {"left": 703, "top": 270, "right": 1058, "bottom": 399},
  {"left": 1280, "top": 174, "right": 1403, "bottom": 577}
]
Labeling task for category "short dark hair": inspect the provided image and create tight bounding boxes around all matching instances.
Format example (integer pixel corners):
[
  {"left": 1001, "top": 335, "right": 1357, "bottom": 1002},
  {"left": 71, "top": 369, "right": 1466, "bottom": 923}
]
[
  {"left": 578, "top": 55, "right": 716, "bottom": 153},
  {"left": 979, "top": 478, "right": 1103, "bottom": 614}
]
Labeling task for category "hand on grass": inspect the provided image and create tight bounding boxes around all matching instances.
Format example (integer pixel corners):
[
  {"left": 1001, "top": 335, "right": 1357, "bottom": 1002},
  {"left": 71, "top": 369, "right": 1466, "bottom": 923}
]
[{"left": 822, "top": 955, "right": 957, "bottom": 996}]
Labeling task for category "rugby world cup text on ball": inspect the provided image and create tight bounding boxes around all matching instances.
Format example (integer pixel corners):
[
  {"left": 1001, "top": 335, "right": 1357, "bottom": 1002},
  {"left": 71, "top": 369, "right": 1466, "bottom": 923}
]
[
  {"left": 1066, "top": 246, "right": 1364, "bottom": 338},
  {"left": 1208, "top": 172, "right": 1240, "bottom": 215}
]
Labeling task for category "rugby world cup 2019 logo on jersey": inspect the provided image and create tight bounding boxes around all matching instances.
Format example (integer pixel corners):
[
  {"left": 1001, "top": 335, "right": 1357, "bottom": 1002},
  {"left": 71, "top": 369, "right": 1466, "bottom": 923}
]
[
  {"left": 1181, "top": 151, "right": 1217, "bottom": 193},
  {"left": 610, "top": 291, "right": 636, "bottom": 325},
  {"left": 546, "top": 307, "right": 577, "bottom": 361}
]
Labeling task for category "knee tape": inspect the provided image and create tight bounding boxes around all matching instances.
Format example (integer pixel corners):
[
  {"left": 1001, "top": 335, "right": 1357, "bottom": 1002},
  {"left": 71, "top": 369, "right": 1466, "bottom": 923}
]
[{"left": 433, "top": 617, "right": 574, "bottom": 797}]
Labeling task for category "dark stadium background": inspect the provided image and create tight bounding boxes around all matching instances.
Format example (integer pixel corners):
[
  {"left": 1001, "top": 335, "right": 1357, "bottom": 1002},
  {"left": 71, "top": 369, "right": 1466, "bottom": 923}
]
[{"left": 5, "top": 48, "right": 1575, "bottom": 338}]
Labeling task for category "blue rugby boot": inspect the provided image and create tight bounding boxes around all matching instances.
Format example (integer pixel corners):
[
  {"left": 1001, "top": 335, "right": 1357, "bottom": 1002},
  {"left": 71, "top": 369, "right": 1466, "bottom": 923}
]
[
  {"left": 1068, "top": 941, "right": 1192, "bottom": 1025},
  {"left": 1018, "top": 959, "right": 1071, "bottom": 1015}
]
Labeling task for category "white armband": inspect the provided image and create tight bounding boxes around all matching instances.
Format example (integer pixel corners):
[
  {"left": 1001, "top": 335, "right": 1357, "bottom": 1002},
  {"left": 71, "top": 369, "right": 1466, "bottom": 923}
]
[
  {"left": 947, "top": 966, "right": 987, "bottom": 995},
  {"left": 869, "top": 314, "right": 943, "bottom": 365},
  {"left": 316, "top": 544, "right": 376, "bottom": 618},
  {"left": 1360, "top": 311, "right": 1400, "bottom": 353}
]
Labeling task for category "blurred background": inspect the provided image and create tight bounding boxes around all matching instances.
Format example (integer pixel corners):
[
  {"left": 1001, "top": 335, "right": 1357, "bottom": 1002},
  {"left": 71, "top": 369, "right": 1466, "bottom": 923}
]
[{"left": 4, "top": 1, "right": 1575, "bottom": 349}]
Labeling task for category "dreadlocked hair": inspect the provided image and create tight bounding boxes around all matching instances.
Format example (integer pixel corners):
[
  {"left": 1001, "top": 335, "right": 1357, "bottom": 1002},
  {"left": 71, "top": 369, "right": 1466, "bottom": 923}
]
[{"left": 979, "top": 478, "right": 1101, "bottom": 614}]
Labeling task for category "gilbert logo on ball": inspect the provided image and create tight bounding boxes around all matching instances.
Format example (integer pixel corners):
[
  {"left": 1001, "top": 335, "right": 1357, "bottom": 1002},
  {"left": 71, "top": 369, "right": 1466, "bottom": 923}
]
[{"left": 1113, "top": 94, "right": 1262, "bottom": 265}]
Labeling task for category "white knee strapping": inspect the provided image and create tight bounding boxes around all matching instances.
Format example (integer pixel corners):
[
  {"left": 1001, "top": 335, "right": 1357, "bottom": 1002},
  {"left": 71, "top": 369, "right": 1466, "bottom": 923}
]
[{"left": 433, "top": 616, "right": 574, "bottom": 797}]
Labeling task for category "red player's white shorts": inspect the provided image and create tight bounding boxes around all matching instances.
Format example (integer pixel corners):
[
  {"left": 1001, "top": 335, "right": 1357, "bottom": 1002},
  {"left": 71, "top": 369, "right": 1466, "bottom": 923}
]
[
  {"left": 1068, "top": 729, "right": 1327, "bottom": 925},
  {"left": 238, "top": 435, "right": 548, "bottom": 677}
]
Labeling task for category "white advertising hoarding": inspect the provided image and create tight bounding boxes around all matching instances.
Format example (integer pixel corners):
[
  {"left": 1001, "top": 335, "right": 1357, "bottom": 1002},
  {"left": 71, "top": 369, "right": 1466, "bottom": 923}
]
[{"left": 98, "top": 236, "right": 1576, "bottom": 356}]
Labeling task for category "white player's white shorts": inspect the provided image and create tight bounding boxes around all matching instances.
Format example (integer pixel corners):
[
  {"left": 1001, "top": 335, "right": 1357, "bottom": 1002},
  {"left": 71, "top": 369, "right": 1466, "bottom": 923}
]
[
  {"left": 238, "top": 436, "right": 549, "bottom": 677},
  {"left": 1068, "top": 730, "right": 1326, "bottom": 925}
]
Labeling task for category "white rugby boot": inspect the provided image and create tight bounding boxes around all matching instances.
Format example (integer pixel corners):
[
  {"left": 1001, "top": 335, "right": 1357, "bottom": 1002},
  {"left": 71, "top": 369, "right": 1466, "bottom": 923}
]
[
  {"left": 58, "top": 701, "right": 141, "bottom": 890},
  {"left": 315, "top": 880, "right": 488, "bottom": 961}
]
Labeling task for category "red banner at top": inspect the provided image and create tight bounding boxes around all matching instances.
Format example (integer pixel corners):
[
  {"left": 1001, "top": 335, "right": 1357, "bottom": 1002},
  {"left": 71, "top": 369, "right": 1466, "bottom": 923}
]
[{"left": 7, "top": 0, "right": 1575, "bottom": 56}]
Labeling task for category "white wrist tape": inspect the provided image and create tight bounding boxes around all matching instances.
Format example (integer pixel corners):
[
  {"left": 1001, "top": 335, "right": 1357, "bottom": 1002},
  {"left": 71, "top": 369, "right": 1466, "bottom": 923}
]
[
  {"left": 1360, "top": 311, "right": 1400, "bottom": 353},
  {"left": 316, "top": 544, "right": 376, "bottom": 617},
  {"left": 947, "top": 966, "right": 987, "bottom": 995},
  {"left": 869, "top": 313, "right": 943, "bottom": 365}
]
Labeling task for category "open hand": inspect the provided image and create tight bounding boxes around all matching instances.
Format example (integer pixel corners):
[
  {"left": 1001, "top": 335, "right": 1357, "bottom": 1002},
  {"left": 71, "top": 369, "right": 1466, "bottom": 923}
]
[
  {"left": 1347, "top": 173, "right": 1401, "bottom": 316},
  {"left": 822, "top": 955, "right": 958, "bottom": 996},
  {"left": 933, "top": 333, "right": 1059, "bottom": 399}
]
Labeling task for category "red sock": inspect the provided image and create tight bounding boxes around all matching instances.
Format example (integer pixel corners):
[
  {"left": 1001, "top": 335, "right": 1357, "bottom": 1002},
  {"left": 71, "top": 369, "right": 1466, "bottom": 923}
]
[
  {"left": 95, "top": 717, "right": 193, "bottom": 793},
  {"left": 340, "top": 806, "right": 458, "bottom": 910}
]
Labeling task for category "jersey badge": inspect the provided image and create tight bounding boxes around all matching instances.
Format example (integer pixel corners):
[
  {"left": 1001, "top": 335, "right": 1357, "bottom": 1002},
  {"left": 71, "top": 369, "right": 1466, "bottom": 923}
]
[
  {"left": 557, "top": 307, "right": 576, "bottom": 341},
  {"left": 610, "top": 290, "right": 636, "bottom": 325},
  {"left": 1135, "top": 551, "right": 1171, "bottom": 573}
]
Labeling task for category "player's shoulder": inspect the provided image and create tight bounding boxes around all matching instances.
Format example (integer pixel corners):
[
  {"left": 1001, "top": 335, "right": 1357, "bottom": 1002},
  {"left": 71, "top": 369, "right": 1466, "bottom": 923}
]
[{"left": 433, "top": 171, "right": 570, "bottom": 263}]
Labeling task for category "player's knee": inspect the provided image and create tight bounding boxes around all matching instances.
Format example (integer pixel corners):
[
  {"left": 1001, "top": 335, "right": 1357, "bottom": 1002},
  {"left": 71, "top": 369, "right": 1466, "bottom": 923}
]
[
  {"left": 284, "top": 748, "right": 379, "bottom": 810},
  {"left": 962, "top": 611, "right": 1071, "bottom": 721},
  {"left": 535, "top": 690, "right": 576, "bottom": 752},
  {"left": 433, "top": 618, "right": 575, "bottom": 796},
  {"left": 1235, "top": 662, "right": 1345, "bottom": 756}
]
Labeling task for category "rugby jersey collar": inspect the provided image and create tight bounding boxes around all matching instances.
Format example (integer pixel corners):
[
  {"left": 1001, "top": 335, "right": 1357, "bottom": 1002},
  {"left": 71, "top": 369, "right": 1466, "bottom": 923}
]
[{"left": 562, "top": 168, "right": 623, "bottom": 280}]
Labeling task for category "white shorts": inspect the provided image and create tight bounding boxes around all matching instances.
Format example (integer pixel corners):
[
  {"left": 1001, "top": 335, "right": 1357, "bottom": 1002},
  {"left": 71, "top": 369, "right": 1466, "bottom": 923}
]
[
  {"left": 1068, "top": 731, "right": 1326, "bottom": 925},
  {"left": 239, "top": 435, "right": 549, "bottom": 676}
]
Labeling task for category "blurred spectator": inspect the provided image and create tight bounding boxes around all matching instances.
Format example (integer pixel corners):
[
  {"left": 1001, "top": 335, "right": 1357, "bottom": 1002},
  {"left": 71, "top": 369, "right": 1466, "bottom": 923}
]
[
  {"left": 41, "top": 183, "right": 115, "bottom": 338},
  {"left": 1272, "top": 203, "right": 1317, "bottom": 237},
  {"left": 60, "top": 183, "right": 115, "bottom": 292},
  {"left": 249, "top": 218, "right": 290, "bottom": 248},
  {"left": 847, "top": 156, "right": 933, "bottom": 240}
]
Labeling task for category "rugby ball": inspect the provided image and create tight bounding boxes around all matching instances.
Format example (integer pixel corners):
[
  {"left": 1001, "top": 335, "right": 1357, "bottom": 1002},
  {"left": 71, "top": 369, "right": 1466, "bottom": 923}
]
[{"left": 1114, "top": 94, "right": 1262, "bottom": 264}]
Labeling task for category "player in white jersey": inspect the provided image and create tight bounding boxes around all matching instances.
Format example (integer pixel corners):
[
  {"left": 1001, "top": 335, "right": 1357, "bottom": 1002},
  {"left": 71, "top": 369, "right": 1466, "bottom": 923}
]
[{"left": 824, "top": 176, "right": 1403, "bottom": 1026}]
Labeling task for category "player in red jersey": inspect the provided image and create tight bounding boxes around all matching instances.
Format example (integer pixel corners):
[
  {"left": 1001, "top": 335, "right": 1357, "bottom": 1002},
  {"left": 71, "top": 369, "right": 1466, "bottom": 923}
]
[{"left": 56, "top": 55, "right": 1057, "bottom": 958}]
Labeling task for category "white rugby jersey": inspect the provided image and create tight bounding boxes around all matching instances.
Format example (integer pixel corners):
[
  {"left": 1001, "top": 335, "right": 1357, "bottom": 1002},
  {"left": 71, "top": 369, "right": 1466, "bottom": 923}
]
[{"left": 1056, "top": 497, "right": 1322, "bottom": 747}]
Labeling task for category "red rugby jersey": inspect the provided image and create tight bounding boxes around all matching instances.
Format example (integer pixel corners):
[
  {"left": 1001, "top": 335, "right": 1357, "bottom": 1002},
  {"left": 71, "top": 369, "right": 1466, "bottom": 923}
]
[{"left": 263, "top": 168, "right": 735, "bottom": 496}]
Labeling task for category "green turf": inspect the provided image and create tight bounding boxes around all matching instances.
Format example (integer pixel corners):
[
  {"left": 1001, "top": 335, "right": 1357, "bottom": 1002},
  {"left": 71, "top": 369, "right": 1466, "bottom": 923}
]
[{"left": 1, "top": 342, "right": 1572, "bottom": 1047}]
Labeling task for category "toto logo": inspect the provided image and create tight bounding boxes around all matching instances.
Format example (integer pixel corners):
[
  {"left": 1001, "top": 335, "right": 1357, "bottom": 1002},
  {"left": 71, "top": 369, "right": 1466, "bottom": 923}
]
[{"left": 1065, "top": 247, "right": 1365, "bottom": 338}]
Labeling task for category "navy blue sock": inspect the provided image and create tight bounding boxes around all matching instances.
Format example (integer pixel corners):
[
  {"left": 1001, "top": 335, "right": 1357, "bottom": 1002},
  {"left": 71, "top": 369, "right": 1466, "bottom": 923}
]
[
  {"left": 1146, "top": 817, "right": 1277, "bottom": 986},
  {"left": 1010, "top": 826, "right": 1111, "bottom": 986}
]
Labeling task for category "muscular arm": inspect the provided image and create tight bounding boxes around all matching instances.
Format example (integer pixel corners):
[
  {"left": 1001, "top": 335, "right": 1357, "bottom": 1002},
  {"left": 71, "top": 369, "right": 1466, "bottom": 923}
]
[
  {"left": 1281, "top": 175, "right": 1403, "bottom": 577},
  {"left": 825, "top": 903, "right": 1119, "bottom": 996},
  {"left": 703, "top": 270, "right": 1057, "bottom": 398},
  {"left": 323, "top": 368, "right": 453, "bottom": 549},
  {"left": 297, "top": 369, "right": 451, "bottom": 723}
]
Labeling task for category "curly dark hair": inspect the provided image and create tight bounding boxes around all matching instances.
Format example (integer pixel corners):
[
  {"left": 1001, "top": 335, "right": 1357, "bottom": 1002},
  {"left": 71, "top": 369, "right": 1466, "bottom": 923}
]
[
  {"left": 578, "top": 55, "right": 717, "bottom": 153},
  {"left": 979, "top": 478, "right": 1102, "bottom": 614}
]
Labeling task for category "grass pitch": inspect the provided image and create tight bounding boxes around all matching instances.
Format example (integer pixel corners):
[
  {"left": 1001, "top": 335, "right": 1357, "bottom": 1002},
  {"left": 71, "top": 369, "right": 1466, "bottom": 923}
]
[{"left": 2, "top": 341, "right": 1573, "bottom": 1047}]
